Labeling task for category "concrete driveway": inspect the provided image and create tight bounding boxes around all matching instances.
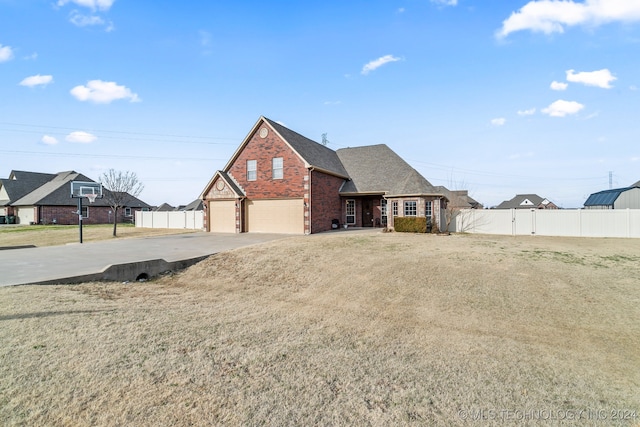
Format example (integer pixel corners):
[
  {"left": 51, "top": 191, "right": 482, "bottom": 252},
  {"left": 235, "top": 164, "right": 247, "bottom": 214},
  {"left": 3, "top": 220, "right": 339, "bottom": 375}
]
[{"left": 0, "top": 232, "right": 289, "bottom": 287}]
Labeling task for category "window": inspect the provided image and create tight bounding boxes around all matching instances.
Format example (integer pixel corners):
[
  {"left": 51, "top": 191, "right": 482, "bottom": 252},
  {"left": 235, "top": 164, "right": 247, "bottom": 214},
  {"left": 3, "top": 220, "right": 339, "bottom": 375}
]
[
  {"left": 346, "top": 199, "right": 355, "bottom": 224},
  {"left": 125, "top": 207, "right": 132, "bottom": 217},
  {"left": 81, "top": 206, "right": 89, "bottom": 219},
  {"left": 272, "top": 157, "right": 283, "bottom": 179},
  {"left": 404, "top": 201, "right": 417, "bottom": 216},
  {"left": 425, "top": 201, "right": 432, "bottom": 219},
  {"left": 392, "top": 201, "right": 398, "bottom": 217},
  {"left": 247, "top": 160, "right": 257, "bottom": 181}
]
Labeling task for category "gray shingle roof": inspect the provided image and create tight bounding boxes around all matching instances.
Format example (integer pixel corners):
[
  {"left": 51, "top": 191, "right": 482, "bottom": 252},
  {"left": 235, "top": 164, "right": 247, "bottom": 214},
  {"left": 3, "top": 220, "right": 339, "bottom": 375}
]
[
  {"left": 1, "top": 171, "right": 57, "bottom": 205},
  {"left": 264, "top": 118, "right": 349, "bottom": 178},
  {"left": 336, "top": 144, "right": 441, "bottom": 197},
  {"left": 8, "top": 170, "right": 150, "bottom": 208},
  {"left": 495, "top": 194, "right": 546, "bottom": 209}
]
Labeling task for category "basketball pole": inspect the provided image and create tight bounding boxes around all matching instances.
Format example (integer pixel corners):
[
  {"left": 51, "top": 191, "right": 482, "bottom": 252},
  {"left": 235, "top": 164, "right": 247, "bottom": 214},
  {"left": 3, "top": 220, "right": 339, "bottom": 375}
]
[{"left": 78, "top": 196, "right": 83, "bottom": 244}]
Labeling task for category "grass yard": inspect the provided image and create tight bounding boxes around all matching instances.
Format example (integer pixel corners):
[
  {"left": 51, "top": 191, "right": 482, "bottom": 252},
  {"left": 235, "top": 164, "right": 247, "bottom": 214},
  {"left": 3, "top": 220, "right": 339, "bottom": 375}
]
[
  {"left": 1, "top": 232, "right": 639, "bottom": 426},
  {"left": 0, "top": 224, "right": 197, "bottom": 247}
]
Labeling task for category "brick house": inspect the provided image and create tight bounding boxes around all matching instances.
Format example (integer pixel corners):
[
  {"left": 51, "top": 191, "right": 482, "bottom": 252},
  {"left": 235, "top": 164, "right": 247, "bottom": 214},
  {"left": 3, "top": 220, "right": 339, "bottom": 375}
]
[
  {"left": 0, "top": 170, "right": 150, "bottom": 225},
  {"left": 200, "top": 116, "right": 447, "bottom": 234}
]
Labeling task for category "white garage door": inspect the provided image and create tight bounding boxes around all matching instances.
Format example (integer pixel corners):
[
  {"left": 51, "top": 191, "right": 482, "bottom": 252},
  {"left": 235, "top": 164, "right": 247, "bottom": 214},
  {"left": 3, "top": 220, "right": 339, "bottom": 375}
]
[
  {"left": 246, "top": 199, "right": 304, "bottom": 234},
  {"left": 209, "top": 200, "right": 236, "bottom": 233}
]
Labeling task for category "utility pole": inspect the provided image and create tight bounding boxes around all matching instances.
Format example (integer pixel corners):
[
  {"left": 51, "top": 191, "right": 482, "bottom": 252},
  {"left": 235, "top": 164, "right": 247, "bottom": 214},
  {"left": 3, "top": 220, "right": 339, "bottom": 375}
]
[{"left": 609, "top": 171, "right": 613, "bottom": 189}]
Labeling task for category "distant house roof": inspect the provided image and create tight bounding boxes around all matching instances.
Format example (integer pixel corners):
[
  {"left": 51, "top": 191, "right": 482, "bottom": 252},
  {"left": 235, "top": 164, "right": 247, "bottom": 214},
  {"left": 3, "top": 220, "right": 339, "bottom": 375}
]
[
  {"left": 584, "top": 186, "right": 635, "bottom": 208},
  {"left": 435, "top": 187, "right": 482, "bottom": 209},
  {"left": 337, "top": 144, "right": 443, "bottom": 198},
  {"left": 11, "top": 171, "right": 93, "bottom": 206},
  {"left": 1, "top": 170, "right": 57, "bottom": 206},
  {"left": 155, "top": 203, "right": 175, "bottom": 211},
  {"left": 5, "top": 170, "right": 150, "bottom": 208},
  {"left": 495, "top": 194, "right": 556, "bottom": 209},
  {"left": 183, "top": 199, "right": 203, "bottom": 211}
]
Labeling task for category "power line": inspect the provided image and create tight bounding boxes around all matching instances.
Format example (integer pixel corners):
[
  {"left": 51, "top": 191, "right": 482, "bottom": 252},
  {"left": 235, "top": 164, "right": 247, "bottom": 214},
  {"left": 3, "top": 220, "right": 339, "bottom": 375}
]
[
  {"left": 0, "top": 149, "right": 227, "bottom": 162},
  {"left": 0, "top": 122, "right": 239, "bottom": 145}
]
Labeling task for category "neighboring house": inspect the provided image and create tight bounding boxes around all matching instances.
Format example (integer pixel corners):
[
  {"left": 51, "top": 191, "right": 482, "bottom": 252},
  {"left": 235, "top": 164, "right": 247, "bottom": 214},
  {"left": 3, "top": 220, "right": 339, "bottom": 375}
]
[
  {"left": 0, "top": 170, "right": 150, "bottom": 225},
  {"left": 200, "top": 116, "right": 447, "bottom": 234},
  {"left": 154, "top": 203, "right": 175, "bottom": 212},
  {"left": 182, "top": 199, "right": 203, "bottom": 211},
  {"left": 495, "top": 194, "right": 558, "bottom": 210},
  {"left": 583, "top": 185, "right": 640, "bottom": 209},
  {"left": 435, "top": 187, "right": 483, "bottom": 210}
]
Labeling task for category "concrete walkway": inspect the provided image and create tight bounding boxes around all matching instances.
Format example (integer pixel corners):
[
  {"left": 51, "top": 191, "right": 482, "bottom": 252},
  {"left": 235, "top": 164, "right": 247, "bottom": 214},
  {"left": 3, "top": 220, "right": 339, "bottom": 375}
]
[{"left": 0, "top": 232, "right": 289, "bottom": 287}]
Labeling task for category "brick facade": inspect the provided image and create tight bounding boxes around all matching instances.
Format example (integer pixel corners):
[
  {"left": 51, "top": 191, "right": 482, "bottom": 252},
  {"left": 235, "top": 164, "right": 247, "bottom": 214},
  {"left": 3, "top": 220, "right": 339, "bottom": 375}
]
[
  {"left": 310, "top": 171, "right": 344, "bottom": 233},
  {"left": 227, "top": 125, "right": 307, "bottom": 199},
  {"left": 37, "top": 205, "right": 139, "bottom": 225}
]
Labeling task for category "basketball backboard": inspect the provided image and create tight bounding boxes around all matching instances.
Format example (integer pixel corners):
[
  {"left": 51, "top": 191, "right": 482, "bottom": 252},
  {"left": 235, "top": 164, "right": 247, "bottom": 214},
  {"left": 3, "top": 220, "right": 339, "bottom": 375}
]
[{"left": 70, "top": 181, "right": 103, "bottom": 199}]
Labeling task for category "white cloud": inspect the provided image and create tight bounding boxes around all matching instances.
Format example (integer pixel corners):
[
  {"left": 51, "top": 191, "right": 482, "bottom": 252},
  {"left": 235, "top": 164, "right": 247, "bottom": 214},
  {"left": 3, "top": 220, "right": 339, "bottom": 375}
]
[
  {"left": 542, "top": 99, "right": 585, "bottom": 117},
  {"left": 70, "top": 80, "right": 140, "bottom": 104},
  {"left": 517, "top": 108, "right": 536, "bottom": 116},
  {"left": 566, "top": 68, "right": 616, "bottom": 88},
  {"left": 550, "top": 80, "right": 568, "bottom": 91},
  {"left": 41, "top": 135, "right": 59, "bottom": 145},
  {"left": 23, "top": 52, "right": 38, "bottom": 60},
  {"left": 497, "top": 0, "right": 640, "bottom": 38},
  {"left": 57, "top": 0, "right": 115, "bottom": 11},
  {"left": 70, "top": 12, "right": 105, "bottom": 27},
  {"left": 431, "top": 0, "right": 458, "bottom": 6},
  {"left": 19, "top": 74, "right": 53, "bottom": 87},
  {"left": 491, "top": 117, "right": 506, "bottom": 126},
  {"left": 323, "top": 100, "right": 342, "bottom": 105},
  {"left": 361, "top": 55, "right": 402, "bottom": 75},
  {"left": 66, "top": 131, "right": 97, "bottom": 143},
  {"left": 397, "top": 8, "right": 405, "bottom": 13},
  {"left": 0, "top": 44, "right": 14, "bottom": 62}
]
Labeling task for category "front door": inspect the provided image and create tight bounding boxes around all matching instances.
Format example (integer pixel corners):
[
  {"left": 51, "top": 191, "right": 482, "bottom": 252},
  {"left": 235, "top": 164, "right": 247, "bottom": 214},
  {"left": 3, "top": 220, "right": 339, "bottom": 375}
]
[{"left": 362, "top": 199, "right": 373, "bottom": 227}]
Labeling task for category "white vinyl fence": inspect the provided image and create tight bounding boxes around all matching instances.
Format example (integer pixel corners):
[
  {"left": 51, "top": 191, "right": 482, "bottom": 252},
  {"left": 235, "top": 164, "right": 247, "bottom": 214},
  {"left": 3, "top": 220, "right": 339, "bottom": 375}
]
[
  {"left": 451, "top": 208, "right": 640, "bottom": 238},
  {"left": 136, "top": 210, "right": 204, "bottom": 230}
]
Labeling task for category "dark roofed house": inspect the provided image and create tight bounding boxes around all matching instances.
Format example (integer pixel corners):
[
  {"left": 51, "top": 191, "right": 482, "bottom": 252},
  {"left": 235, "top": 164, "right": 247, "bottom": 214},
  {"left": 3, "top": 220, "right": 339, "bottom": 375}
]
[
  {"left": 584, "top": 186, "right": 640, "bottom": 210},
  {"left": 495, "top": 194, "right": 558, "bottom": 210},
  {"left": 0, "top": 170, "right": 150, "bottom": 225},
  {"left": 200, "top": 116, "right": 447, "bottom": 234}
]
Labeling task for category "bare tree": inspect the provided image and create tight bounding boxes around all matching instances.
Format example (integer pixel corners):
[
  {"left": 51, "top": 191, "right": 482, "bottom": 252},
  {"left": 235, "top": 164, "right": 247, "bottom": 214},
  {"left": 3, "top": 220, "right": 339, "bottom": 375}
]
[{"left": 100, "top": 169, "right": 144, "bottom": 237}]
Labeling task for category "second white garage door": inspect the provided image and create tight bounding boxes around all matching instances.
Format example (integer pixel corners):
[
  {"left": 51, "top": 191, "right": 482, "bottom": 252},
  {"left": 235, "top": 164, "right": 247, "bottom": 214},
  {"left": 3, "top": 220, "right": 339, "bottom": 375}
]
[
  {"left": 246, "top": 199, "right": 304, "bottom": 234},
  {"left": 209, "top": 200, "right": 236, "bottom": 233}
]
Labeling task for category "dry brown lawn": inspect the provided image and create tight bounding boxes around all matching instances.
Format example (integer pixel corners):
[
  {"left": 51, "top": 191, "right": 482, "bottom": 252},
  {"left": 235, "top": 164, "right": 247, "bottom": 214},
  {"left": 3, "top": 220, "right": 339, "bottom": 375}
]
[
  {"left": 1, "top": 232, "right": 639, "bottom": 426},
  {"left": 0, "top": 224, "right": 197, "bottom": 247}
]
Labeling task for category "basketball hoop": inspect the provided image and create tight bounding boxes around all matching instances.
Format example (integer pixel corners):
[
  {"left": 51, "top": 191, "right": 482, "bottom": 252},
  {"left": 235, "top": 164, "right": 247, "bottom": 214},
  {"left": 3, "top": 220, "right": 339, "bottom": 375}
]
[{"left": 86, "top": 193, "right": 98, "bottom": 204}]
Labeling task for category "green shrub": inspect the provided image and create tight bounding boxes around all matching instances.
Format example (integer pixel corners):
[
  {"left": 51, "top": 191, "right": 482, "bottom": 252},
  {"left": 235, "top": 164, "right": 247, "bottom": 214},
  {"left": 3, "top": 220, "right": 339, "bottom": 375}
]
[{"left": 393, "top": 217, "right": 428, "bottom": 233}]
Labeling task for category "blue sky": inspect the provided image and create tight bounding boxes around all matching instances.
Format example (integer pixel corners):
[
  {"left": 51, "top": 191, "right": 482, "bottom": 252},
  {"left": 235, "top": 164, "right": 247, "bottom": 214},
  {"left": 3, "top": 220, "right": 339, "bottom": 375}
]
[{"left": 1, "top": 0, "right": 639, "bottom": 208}]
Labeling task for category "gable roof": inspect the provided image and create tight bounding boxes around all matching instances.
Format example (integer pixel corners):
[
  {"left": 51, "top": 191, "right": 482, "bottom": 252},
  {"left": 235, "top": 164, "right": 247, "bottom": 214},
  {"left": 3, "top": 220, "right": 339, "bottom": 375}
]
[
  {"left": 7, "top": 170, "right": 150, "bottom": 208},
  {"left": 336, "top": 144, "right": 443, "bottom": 197},
  {"left": 495, "top": 194, "right": 547, "bottom": 209},
  {"left": 11, "top": 171, "right": 88, "bottom": 206},
  {"left": 584, "top": 186, "right": 636, "bottom": 207},
  {"left": 1, "top": 170, "right": 57, "bottom": 205},
  {"left": 262, "top": 118, "right": 349, "bottom": 178},
  {"left": 155, "top": 203, "right": 175, "bottom": 211},
  {"left": 223, "top": 117, "right": 349, "bottom": 179},
  {"left": 435, "top": 187, "right": 482, "bottom": 209},
  {"left": 633, "top": 180, "right": 640, "bottom": 187}
]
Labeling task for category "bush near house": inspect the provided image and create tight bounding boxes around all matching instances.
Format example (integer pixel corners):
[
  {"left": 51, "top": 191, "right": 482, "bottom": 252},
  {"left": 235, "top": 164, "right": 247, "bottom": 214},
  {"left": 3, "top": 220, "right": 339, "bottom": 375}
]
[{"left": 393, "top": 216, "right": 428, "bottom": 233}]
